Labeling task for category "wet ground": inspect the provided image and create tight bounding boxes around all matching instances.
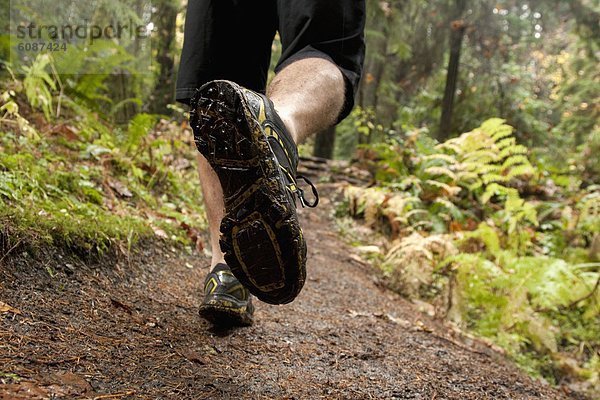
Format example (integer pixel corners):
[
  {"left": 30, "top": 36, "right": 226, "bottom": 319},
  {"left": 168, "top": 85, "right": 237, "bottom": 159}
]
[{"left": 0, "top": 185, "right": 583, "bottom": 399}]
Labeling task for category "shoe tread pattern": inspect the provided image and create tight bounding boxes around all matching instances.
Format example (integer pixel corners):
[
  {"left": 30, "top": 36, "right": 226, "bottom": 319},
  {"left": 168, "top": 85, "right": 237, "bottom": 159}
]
[{"left": 191, "top": 81, "right": 306, "bottom": 305}]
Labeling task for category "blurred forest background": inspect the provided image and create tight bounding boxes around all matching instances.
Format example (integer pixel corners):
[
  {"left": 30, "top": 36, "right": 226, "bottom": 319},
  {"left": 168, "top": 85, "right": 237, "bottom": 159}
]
[{"left": 0, "top": 0, "right": 598, "bottom": 396}]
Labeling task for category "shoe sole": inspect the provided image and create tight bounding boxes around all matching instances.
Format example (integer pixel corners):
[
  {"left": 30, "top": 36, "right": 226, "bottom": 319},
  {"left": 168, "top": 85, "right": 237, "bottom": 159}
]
[
  {"left": 199, "top": 298, "right": 254, "bottom": 327},
  {"left": 191, "top": 80, "right": 306, "bottom": 305}
]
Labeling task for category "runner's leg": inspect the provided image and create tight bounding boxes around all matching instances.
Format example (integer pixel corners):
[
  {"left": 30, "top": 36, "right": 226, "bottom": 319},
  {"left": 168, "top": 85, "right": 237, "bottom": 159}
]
[
  {"left": 177, "top": 1, "right": 276, "bottom": 267},
  {"left": 268, "top": 57, "right": 345, "bottom": 144}
]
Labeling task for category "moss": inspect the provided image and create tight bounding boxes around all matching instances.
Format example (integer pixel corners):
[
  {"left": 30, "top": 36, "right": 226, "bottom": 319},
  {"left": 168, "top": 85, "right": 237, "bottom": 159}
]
[
  {"left": 81, "top": 186, "right": 104, "bottom": 205},
  {"left": 0, "top": 111, "right": 207, "bottom": 258}
]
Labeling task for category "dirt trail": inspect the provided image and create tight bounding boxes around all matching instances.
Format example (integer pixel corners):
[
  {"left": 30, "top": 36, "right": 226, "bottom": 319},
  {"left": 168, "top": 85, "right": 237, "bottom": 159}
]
[{"left": 0, "top": 184, "right": 582, "bottom": 399}]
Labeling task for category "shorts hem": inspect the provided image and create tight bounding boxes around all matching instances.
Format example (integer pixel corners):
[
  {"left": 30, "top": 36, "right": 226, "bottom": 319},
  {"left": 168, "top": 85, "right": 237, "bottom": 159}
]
[{"left": 176, "top": 88, "right": 197, "bottom": 105}]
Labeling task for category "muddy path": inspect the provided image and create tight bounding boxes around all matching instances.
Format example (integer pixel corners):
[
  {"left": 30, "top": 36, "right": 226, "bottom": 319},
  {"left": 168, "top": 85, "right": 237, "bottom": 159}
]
[{"left": 0, "top": 184, "right": 582, "bottom": 399}]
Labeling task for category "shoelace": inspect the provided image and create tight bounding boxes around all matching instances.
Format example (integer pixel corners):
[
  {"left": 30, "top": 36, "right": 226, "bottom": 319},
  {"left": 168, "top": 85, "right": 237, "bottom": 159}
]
[{"left": 294, "top": 175, "right": 319, "bottom": 208}]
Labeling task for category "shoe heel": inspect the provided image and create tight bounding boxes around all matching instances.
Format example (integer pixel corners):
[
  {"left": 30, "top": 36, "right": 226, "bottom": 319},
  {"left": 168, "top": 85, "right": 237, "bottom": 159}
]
[
  {"left": 191, "top": 81, "right": 260, "bottom": 167},
  {"left": 220, "top": 187, "right": 307, "bottom": 305}
]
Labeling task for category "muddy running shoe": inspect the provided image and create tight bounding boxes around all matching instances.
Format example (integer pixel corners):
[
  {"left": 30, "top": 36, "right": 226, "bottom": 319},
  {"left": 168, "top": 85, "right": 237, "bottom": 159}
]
[
  {"left": 191, "top": 80, "right": 318, "bottom": 305},
  {"left": 199, "top": 263, "right": 254, "bottom": 326}
]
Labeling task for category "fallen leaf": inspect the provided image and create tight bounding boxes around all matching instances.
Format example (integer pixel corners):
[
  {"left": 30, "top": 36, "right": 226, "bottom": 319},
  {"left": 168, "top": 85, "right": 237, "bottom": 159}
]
[
  {"left": 348, "top": 254, "right": 368, "bottom": 265},
  {"left": 0, "top": 382, "right": 48, "bottom": 399},
  {"left": 107, "top": 179, "right": 133, "bottom": 198},
  {"left": 412, "top": 299, "right": 436, "bottom": 317},
  {"left": 0, "top": 301, "right": 22, "bottom": 315},
  {"left": 347, "top": 309, "right": 372, "bottom": 318},
  {"left": 152, "top": 226, "right": 168, "bottom": 239},
  {"left": 180, "top": 222, "right": 204, "bottom": 252},
  {"left": 53, "top": 371, "right": 93, "bottom": 395},
  {"left": 195, "top": 237, "right": 205, "bottom": 253},
  {"left": 384, "top": 314, "right": 411, "bottom": 327},
  {"left": 50, "top": 124, "right": 80, "bottom": 141},
  {"left": 449, "top": 221, "right": 463, "bottom": 233}
]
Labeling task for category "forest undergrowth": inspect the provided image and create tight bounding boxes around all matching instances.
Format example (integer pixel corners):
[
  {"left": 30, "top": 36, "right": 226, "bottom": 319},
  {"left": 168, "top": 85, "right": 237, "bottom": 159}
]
[
  {"left": 0, "top": 56, "right": 206, "bottom": 261},
  {"left": 336, "top": 116, "right": 599, "bottom": 396}
]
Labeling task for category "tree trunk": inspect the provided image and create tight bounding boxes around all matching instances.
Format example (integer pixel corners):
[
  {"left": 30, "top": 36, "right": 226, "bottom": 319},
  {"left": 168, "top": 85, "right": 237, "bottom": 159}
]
[
  {"left": 313, "top": 126, "right": 336, "bottom": 159},
  {"left": 109, "top": 72, "right": 138, "bottom": 124},
  {"left": 150, "top": 0, "right": 178, "bottom": 115},
  {"left": 568, "top": 0, "right": 600, "bottom": 39},
  {"left": 438, "top": 0, "right": 468, "bottom": 142},
  {"left": 357, "top": 2, "right": 391, "bottom": 111}
]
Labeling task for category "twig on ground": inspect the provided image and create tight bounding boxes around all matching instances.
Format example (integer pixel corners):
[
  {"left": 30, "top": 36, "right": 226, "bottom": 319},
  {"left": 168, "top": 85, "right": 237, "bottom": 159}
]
[{"left": 0, "top": 238, "right": 25, "bottom": 265}]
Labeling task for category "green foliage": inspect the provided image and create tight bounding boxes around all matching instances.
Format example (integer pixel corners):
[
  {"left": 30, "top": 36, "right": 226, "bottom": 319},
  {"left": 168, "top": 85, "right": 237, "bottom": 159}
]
[
  {"left": 342, "top": 119, "right": 600, "bottom": 394},
  {"left": 0, "top": 71, "right": 206, "bottom": 257},
  {"left": 440, "top": 231, "right": 599, "bottom": 385},
  {"left": 125, "top": 113, "right": 159, "bottom": 152},
  {"left": 577, "top": 187, "right": 600, "bottom": 239},
  {"left": 334, "top": 107, "right": 392, "bottom": 159},
  {"left": 582, "top": 130, "right": 600, "bottom": 182},
  {"left": 0, "top": 372, "right": 21, "bottom": 384},
  {"left": 59, "top": 40, "right": 148, "bottom": 118},
  {"left": 0, "top": 90, "right": 38, "bottom": 138},
  {"left": 347, "top": 119, "right": 538, "bottom": 239},
  {"left": 437, "top": 119, "right": 534, "bottom": 192},
  {"left": 21, "top": 54, "right": 57, "bottom": 120},
  {"left": 356, "top": 0, "right": 599, "bottom": 188}
]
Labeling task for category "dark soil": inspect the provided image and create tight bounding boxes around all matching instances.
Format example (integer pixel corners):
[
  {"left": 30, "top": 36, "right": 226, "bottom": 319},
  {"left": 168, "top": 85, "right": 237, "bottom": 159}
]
[{"left": 0, "top": 184, "right": 584, "bottom": 399}]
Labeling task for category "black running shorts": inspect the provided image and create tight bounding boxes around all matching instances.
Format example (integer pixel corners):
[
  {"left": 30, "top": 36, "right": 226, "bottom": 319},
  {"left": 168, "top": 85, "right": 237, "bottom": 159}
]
[{"left": 176, "top": 0, "right": 366, "bottom": 121}]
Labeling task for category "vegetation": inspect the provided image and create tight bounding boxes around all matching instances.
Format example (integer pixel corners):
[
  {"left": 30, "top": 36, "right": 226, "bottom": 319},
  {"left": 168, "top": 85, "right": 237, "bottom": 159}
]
[
  {"left": 331, "top": 1, "right": 599, "bottom": 394},
  {"left": 340, "top": 120, "right": 599, "bottom": 392},
  {"left": 1, "top": 0, "right": 598, "bottom": 396},
  {"left": 0, "top": 55, "right": 206, "bottom": 258}
]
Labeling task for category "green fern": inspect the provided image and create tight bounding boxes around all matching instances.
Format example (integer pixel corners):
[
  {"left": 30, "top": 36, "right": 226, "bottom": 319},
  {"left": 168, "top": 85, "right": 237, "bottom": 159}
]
[
  {"left": 442, "top": 243, "right": 599, "bottom": 375},
  {"left": 577, "top": 187, "right": 600, "bottom": 237},
  {"left": 437, "top": 119, "right": 536, "bottom": 194},
  {"left": 21, "top": 54, "right": 56, "bottom": 120}
]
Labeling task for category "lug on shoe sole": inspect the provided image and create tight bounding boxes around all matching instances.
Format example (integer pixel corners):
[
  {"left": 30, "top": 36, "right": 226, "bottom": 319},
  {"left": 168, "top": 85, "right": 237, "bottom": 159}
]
[{"left": 191, "top": 80, "right": 306, "bottom": 305}]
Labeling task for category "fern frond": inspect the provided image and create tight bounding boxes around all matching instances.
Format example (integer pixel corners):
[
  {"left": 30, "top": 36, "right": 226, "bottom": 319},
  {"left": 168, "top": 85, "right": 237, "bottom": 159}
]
[
  {"left": 480, "top": 118, "right": 508, "bottom": 133},
  {"left": 473, "top": 164, "right": 502, "bottom": 175},
  {"left": 425, "top": 166, "right": 458, "bottom": 180},
  {"left": 467, "top": 181, "right": 484, "bottom": 192},
  {"left": 439, "top": 142, "right": 462, "bottom": 154},
  {"left": 495, "top": 137, "right": 517, "bottom": 150},
  {"left": 460, "top": 135, "right": 494, "bottom": 154},
  {"left": 490, "top": 129, "right": 515, "bottom": 142},
  {"left": 456, "top": 171, "right": 479, "bottom": 181},
  {"left": 427, "top": 180, "right": 462, "bottom": 196},
  {"left": 501, "top": 155, "right": 531, "bottom": 170},
  {"left": 499, "top": 144, "right": 528, "bottom": 159},
  {"left": 481, "top": 183, "right": 516, "bottom": 203},
  {"left": 482, "top": 173, "right": 507, "bottom": 185},
  {"left": 411, "top": 220, "right": 433, "bottom": 229},
  {"left": 489, "top": 125, "right": 514, "bottom": 142},
  {"left": 423, "top": 154, "right": 457, "bottom": 164},
  {"left": 506, "top": 164, "right": 535, "bottom": 179},
  {"left": 433, "top": 199, "right": 464, "bottom": 220},
  {"left": 405, "top": 209, "right": 429, "bottom": 219},
  {"left": 464, "top": 150, "right": 500, "bottom": 163}
]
